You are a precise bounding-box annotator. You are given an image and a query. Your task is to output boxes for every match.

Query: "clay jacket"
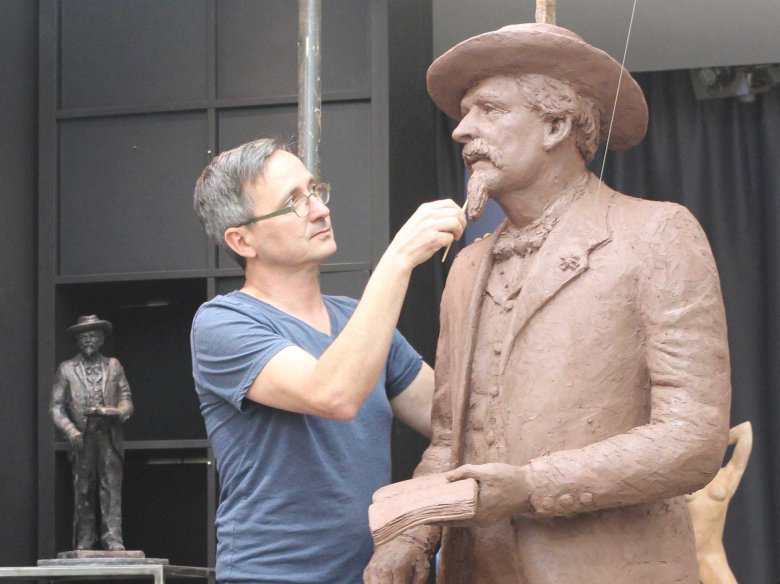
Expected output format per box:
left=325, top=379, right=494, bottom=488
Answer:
left=50, top=354, right=133, bottom=446
left=420, top=178, right=731, bottom=584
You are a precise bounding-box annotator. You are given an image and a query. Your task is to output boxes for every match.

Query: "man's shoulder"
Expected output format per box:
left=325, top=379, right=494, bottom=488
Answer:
left=323, top=294, right=358, bottom=309
left=193, top=291, right=262, bottom=327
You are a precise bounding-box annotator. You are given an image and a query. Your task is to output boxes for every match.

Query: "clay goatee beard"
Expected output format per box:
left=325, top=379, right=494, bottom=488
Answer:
left=462, top=139, right=502, bottom=221
left=466, top=174, right=490, bottom=222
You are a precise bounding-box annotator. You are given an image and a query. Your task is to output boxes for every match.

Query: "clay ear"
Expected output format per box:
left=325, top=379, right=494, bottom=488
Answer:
left=543, top=116, right=573, bottom=151
left=223, top=227, right=257, bottom=261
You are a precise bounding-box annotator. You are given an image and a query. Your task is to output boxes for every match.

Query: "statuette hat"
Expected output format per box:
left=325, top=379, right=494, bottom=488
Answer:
left=67, top=314, right=113, bottom=338
left=427, top=23, right=648, bottom=150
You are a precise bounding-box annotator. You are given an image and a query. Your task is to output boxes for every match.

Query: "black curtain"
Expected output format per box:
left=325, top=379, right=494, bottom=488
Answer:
left=601, top=70, right=780, bottom=584
left=425, top=70, right=780, bottom=583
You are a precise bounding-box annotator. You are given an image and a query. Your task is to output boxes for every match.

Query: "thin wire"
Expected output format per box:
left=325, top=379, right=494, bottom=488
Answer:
left=596, top=0, right=639, bottom=189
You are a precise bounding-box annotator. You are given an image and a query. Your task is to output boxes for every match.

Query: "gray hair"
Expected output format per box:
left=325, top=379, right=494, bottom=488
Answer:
left=193, top=138, right=287, bottom=264
left=512, top=74, right=601, bottom=163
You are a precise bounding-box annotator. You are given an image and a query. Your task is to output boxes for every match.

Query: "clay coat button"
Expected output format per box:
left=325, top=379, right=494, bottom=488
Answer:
left=579, top=492, right=594, bottom=505
left=559, top=256, right=581, bottom=271
left=541, top=496, right=555, bottom=510
left=486, top=430, right=496, bottom=445
left=558, top=494, right=574, bottom=508
left=493, top=341, right=502, bottom=355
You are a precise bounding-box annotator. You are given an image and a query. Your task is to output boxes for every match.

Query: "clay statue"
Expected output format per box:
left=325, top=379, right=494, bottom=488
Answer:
left=364, top=23, right=732, bottom=584
left=685, top=421, right=753, bottom=584
left=50, top=315, right=134, bottom=553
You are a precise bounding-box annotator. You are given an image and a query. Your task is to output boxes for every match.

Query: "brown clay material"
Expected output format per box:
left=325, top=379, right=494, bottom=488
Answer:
left=365, top=23, right=731, bottom=584
left=685, top=422, right=753, bottom=584
left=427, top=23, right=649, bottom=151
left=369, top=473, right=478, bottom=546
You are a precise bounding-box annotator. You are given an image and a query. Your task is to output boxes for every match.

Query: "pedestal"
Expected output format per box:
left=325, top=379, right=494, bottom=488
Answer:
left=0, top=563, right=213, bottom=584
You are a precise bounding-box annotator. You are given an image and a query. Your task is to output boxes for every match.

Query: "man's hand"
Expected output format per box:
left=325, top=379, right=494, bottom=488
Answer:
left=385, top=200, right=466, bottom=271
left=446, top=463, right=531, bottom=526
left=364, top=534, right=433, bottom=584
left=67, top=428, right=84, bottom=450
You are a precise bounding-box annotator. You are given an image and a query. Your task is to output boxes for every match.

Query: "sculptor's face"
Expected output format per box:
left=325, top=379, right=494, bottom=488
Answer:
left=240, top=150, right=336, bottom=267
left=452, top=76, right=549, bottom=220
left=76, top=330, right=104, bottom=358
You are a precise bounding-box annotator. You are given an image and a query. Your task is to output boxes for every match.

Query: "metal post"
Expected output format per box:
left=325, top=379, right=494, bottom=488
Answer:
left=298, top=0, right=322, bottom=177
left=535, top=0, right=556, bottom=24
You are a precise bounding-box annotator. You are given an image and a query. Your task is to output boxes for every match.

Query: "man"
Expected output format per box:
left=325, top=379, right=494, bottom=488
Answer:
left=365, top=23, right=731, bottom=583
left=190, top=138, right=465, bottom=583
left=50, top=314, right=134, bottom=552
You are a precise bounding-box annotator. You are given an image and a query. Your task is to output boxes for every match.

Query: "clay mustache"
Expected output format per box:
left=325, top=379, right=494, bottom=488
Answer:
left=462, top=139, right=503, bottom=171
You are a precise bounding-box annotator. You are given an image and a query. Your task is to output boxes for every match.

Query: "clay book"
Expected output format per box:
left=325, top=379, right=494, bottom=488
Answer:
left=368, top=472, right=479, bottom=546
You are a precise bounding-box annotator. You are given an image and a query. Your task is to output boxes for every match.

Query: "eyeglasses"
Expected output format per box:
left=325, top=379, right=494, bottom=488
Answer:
left=236, top=183, right=331, bottom=226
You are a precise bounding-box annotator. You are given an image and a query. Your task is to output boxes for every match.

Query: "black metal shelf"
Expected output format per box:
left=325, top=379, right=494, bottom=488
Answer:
left=55, top=90, right=371, bottom=121
left=54, top=440, right=210, bottom=452
left=54, top=262, right=372, bottom=285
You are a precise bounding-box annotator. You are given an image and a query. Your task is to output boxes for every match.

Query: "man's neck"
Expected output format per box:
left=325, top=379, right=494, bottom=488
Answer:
left=241, top=262, right=326, bottom=318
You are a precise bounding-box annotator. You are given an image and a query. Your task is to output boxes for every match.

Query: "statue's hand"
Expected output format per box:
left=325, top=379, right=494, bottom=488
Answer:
left=67, top=429, right=83, bottom=450
left=446, top=463, right=531, bottom=527
left=364, top=534, right=432, bottom=584
left=95, top=406, right=122, bottom=418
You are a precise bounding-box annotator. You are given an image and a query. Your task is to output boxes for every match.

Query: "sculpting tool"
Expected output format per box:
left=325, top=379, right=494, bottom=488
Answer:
left=442, top=199, right=469, bottom=262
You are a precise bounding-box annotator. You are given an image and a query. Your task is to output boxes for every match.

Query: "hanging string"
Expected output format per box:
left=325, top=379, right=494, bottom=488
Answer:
left=596, top=0, right=640, bottom=190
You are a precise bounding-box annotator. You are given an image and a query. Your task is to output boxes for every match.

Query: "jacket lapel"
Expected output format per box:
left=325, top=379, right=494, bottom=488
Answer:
left=74, top=358, right=88, bottom=387
left=99, top=357, right=109, bottom=403
left=450, top=234, right=496, bottom=467
left=499, top=183, right=614, bottom=373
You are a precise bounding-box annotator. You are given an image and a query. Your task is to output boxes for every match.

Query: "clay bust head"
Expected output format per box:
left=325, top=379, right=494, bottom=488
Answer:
left=427, top=23, right=649, bottom=220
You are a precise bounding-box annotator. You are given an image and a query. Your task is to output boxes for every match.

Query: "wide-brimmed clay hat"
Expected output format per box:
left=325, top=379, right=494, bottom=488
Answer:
left=67, top=314, right=113, bottom=338
left=427, top=23, right=648, bottom=150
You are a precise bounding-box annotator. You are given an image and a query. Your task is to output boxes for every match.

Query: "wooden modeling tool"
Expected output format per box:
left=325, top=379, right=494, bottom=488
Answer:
left=442, top=199, right=469, bottom=262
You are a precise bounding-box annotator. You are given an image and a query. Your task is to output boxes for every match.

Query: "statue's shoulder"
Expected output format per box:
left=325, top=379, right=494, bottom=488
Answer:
left=454, top=225, right=500, bottom=263
left=105, top=356, right=124, bottom=370
left=450, top=236, right=493, bottom=278
left=608, top=190, right=694, bottom=233
left=57, top=356, right=80, bottom=371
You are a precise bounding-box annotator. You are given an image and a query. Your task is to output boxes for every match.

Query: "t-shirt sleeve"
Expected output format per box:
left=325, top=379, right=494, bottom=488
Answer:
left=384, top=328, right=423, bottom=400
left=191, top=302, right=295, bottom=413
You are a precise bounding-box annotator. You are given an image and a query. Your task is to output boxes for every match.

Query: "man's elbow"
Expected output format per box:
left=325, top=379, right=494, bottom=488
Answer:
left=325, top=402, right=360, bottom=421
left=311, top=392, right=361, bottom=421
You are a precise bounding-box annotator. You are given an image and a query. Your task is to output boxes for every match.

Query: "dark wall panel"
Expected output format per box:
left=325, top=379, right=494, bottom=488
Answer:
left=217, top=102, right=373, bottom=268
left=216, top=270, right=368, bottom=299
left=60, top=0, right=209, bottom=110
left=218, top=104, right=297, bottom=151
left=0, top=0, right=38, bottom=568
left=320, top=270, right=369, bottom=298
left=217, top=0, right=370, bottom=100
left=59, top=113, right=211, bottom=275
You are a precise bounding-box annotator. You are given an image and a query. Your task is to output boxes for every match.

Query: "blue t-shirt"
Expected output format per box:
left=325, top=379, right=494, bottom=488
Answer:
left=190, top=291, right=423, bottom=583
